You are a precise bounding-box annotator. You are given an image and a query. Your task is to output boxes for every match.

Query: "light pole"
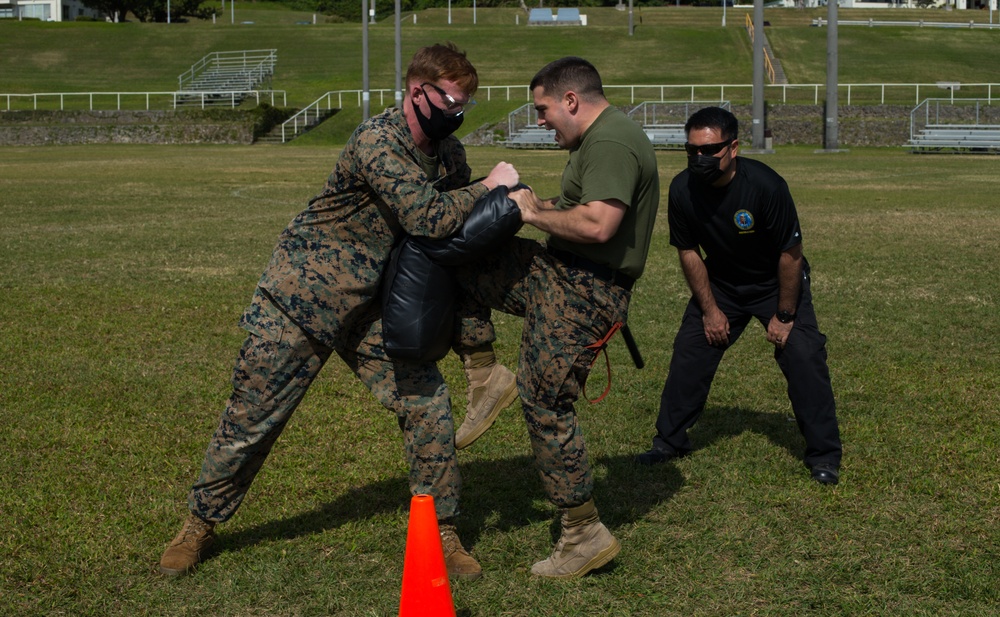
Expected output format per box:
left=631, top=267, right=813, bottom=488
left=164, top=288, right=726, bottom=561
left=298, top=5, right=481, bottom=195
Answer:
left=362, top=0, right=370, bottom=120
left=448, top=0, right=452, bottom=25
left=751, top=0, right=764, bottom=150
left=824, top=0, right=839, bottom=150
left=395, top=0, right=402, bottom=108
left=722, top=0, right=726, bottom=28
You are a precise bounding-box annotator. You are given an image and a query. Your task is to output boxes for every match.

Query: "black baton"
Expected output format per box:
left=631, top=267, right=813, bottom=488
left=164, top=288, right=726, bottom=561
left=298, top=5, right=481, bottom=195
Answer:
left=621, top=323, right=644, bottom=369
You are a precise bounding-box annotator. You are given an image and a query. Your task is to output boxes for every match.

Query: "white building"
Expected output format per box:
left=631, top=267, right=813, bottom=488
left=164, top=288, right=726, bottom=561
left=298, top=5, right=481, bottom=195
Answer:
left=0, top=0, right=105, bottom=21
left=767, top=0, right=991, bottom=8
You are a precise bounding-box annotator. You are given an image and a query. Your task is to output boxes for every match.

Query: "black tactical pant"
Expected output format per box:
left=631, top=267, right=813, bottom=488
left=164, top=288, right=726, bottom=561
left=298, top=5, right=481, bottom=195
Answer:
left=651, top=271, right=842, bottom=469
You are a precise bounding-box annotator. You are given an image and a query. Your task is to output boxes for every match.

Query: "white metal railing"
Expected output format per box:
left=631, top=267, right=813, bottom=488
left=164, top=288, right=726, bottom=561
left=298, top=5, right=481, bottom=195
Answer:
left=1, top=90, right=287, bottom=111
left=300, top=83, right=1000, bottom=110
left=506, top=103, right=536, bottom=136
left=627, top=100, right=732, bottom=127
left=6, top=84, right=999, bottom=115
left=8, top=84, right=1000, bottom=144
left=813, top=18, right=1000, bottom=30
left=279, top=91, right=351, bottom=143
left=171, top=90, right=286, bottom=109
left=274, top=84, right=1000, bottom=144
left=598, top=83, right=999, bottom=106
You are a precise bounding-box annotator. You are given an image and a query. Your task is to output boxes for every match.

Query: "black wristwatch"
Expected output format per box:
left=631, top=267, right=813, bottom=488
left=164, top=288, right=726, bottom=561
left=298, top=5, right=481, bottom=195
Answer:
left=776, top=310, right=796, bottom=324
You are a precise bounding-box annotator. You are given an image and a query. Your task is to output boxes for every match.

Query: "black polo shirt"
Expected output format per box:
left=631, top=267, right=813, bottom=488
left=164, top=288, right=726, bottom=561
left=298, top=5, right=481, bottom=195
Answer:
left=668, top=157, right=802, bottom=295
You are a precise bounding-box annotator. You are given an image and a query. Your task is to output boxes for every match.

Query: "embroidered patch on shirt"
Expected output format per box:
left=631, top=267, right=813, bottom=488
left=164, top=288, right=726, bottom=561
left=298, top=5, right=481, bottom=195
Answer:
left=734, top=209, right=755, bottom=232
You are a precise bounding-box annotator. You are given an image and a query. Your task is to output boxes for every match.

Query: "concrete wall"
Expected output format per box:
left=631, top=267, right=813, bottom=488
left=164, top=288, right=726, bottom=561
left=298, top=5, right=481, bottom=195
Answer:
left=465, top=104, right=924, bottom=148
left=734, top=104, right=914, bottom=147
left=2, top=104, right=997, bottom=147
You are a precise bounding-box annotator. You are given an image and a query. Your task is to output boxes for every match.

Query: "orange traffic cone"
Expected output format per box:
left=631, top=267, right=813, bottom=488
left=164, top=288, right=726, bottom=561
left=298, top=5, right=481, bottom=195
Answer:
left=398, top=494, right=455, bottom=617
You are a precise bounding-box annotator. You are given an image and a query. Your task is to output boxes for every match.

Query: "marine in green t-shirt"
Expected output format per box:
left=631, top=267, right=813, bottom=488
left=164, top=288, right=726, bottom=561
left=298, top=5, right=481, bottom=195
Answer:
left=548, top=105, right=660, bottom=279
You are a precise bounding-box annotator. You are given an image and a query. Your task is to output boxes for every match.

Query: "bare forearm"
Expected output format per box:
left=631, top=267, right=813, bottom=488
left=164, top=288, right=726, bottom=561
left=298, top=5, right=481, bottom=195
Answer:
left=679, top=250, right=718, bottom=315
left=776, top=246, right=804, bottom=313
left=525, top=206, right=604, bottom=243
left=680, top=248, right=730, bottom=346
left=514, top=193, right=625, bottom=244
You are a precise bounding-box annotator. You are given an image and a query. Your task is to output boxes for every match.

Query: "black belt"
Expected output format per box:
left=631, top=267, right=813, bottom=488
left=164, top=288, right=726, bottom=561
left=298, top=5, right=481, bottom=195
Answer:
left=547, top=247, right=635, bottom=291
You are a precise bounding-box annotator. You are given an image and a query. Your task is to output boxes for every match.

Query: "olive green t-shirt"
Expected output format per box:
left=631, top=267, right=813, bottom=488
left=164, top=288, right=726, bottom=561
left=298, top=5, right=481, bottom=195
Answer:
left=548, top=106, right=660, bottom=279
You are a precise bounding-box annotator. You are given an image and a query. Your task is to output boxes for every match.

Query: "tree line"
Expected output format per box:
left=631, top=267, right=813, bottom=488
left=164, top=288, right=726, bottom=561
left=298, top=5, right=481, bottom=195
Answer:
left=81, top=0, right=707, bottom=24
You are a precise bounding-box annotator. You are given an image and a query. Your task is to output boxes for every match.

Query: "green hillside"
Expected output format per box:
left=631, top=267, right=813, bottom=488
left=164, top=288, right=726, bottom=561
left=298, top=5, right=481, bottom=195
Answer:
left=2, top=6, right=995, bottom=104
left=2, top=6, right=996, bottom=142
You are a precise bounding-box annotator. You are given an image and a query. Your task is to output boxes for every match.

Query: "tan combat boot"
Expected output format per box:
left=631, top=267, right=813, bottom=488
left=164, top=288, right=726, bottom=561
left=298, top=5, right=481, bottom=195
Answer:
left=530, top=499, right=620, bottom=579
left=159, top=513, right=216, bottom=577
left=439, top=522, right=482, bottom=581
left=455, top=349, right=518, bottom=450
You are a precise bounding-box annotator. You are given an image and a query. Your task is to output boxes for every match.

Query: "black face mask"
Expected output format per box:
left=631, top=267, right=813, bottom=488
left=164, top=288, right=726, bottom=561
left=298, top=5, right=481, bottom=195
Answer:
left=687, top=154, right=726, bottom=185
left=415, top=94, right=464, bottom=141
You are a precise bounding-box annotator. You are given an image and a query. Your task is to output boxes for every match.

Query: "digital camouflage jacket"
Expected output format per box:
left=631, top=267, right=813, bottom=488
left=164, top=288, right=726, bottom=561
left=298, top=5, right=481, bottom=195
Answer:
left=256, top=106, right=489, bottom=349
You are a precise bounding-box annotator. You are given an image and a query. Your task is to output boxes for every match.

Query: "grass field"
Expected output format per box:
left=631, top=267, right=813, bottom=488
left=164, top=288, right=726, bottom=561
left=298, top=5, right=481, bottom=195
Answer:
left=1, top=142, right=998, bottom=616
left=2, top=5, right=999, bottom=615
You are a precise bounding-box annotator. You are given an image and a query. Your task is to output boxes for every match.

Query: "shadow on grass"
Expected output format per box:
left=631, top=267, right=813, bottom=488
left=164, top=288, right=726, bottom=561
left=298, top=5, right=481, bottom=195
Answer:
left=692, top=405, right=807, bottom=463
left=218, top=452, right=686, bottom=558
left=215, top=405, right=802, bottom=562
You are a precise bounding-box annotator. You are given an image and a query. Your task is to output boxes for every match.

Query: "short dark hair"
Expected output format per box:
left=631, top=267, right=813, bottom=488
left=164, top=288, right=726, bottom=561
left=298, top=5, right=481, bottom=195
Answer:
left=685, top=106, right=739, bottom=142
left=529, top=56, right=605, bottom=102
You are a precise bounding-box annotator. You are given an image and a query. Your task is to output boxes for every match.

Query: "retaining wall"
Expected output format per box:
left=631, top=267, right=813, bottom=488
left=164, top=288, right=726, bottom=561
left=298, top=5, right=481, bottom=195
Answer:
left=468, top=104, right=997, bottom=148
left=0, top=110, right=256, bottom=146
left=2, top=104, right=996, bottom=147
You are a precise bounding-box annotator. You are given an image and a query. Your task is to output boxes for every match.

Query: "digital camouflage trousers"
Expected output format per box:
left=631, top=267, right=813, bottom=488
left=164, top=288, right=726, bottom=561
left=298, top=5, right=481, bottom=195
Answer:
left=188, top=288, right=462, bottom=523
left=454, top=238, right=631, bottom=508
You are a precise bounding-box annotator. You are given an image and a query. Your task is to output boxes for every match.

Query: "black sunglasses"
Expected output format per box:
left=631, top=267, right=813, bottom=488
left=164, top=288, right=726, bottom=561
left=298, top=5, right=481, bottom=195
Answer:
left=684, top=139, right=735, bottom=157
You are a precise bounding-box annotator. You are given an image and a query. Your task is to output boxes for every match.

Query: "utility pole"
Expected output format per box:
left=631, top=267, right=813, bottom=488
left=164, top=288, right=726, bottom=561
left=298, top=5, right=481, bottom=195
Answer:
left=362, top=0, right=370, bottom=120
left=395, top=0, right=402, bottom=108
left=824, top=0, right=839, bottom=150
left=751, top=0, right=765, bottom=150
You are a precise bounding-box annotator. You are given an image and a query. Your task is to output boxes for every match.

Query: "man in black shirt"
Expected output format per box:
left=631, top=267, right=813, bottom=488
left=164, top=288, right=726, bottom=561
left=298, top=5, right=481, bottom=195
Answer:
left=637, top=107, right=842, bottom=485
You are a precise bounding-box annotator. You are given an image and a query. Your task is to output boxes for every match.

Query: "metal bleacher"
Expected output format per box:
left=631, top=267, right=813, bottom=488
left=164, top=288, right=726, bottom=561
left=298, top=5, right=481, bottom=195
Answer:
left=175, top=50, right=277, bottom=108
left=505, top=127, right=558, bottom=148
left=907, top=125, right=1000, bottom=153
left=627, top=101, right=730, bottom=150
left=907, top=98, right=1000, bottom=153
left=502, top=103, right=556, bottom=148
